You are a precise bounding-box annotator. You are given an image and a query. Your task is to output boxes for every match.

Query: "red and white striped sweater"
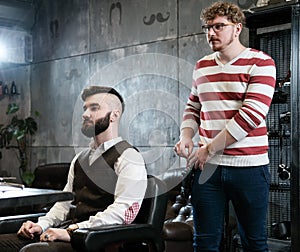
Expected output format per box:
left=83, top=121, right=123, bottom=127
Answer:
left=181, top=48, right=276, bottom=167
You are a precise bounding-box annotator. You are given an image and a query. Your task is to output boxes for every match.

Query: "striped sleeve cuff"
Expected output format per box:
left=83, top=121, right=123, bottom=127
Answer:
left=180, top=120, right=199, bottom=136
left=226, top=119, right=248, bottom=141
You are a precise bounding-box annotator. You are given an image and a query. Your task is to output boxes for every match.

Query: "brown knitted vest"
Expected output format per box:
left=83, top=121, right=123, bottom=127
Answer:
left=71, top=140, right=133, bottom=222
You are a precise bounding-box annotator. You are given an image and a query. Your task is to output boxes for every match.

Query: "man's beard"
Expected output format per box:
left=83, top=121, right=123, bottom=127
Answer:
left=81, top=112, right=111, bottom=137
left=210, top=31, right=234, bottom=52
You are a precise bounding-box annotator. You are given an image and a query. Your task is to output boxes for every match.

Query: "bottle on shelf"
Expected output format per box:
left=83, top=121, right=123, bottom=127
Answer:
left=3, top=83, right=9, bottom=95
left=10, top=81, right=17, bottom=95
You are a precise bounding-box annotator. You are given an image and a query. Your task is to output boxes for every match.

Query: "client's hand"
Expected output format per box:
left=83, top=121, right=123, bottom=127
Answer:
left=40, top=228, right=70, bottom=242
left=17, top=221, right=43, bottom=239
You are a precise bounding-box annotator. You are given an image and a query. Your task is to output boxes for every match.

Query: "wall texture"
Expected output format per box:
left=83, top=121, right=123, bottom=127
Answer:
left=1, top=0, right=248, bottom=183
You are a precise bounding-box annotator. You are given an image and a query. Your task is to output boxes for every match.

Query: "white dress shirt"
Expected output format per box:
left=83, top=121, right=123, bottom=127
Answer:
left=37, top=137, right=147, bottom=231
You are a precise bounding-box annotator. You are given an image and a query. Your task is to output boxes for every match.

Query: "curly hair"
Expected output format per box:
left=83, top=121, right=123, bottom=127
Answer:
left=200, top=1, right=246, bottom=24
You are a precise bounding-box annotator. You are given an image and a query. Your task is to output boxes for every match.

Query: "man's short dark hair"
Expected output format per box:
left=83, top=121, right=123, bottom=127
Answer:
left=81, top=86, right=125, bottom=112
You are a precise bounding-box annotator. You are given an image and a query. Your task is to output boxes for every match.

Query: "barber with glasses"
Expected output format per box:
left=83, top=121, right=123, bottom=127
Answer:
left=174, top=1, right=276, bottom=252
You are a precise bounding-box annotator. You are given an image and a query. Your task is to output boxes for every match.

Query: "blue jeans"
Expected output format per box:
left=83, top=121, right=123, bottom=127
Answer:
left=191, top=165, right=270, bottom=252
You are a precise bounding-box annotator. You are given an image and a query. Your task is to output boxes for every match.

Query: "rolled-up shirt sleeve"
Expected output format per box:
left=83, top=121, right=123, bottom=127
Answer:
left=37, top=154, right=78, bottom=232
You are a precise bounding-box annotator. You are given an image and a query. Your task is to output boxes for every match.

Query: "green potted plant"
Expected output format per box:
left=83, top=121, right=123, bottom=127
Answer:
left=0, top=103, right=39, bottom=186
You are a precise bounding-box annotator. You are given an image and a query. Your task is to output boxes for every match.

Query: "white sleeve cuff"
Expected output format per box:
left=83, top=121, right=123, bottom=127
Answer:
left=226, top=119, right=248, bottom=141
left=180, top=120, right=198, bottom=136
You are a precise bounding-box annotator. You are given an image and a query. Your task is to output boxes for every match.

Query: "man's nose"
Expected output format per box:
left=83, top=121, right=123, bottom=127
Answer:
left=208, top=27, right=216, bottom=35
left=82, top=110, right=91, bottom=119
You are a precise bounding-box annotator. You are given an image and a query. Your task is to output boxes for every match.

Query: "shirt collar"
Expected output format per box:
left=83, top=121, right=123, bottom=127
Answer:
left=88, top=137, right=123, bottom=166
left=89, top=137, right=123, bottom=152
left=103, top=137, right=123, bottom=151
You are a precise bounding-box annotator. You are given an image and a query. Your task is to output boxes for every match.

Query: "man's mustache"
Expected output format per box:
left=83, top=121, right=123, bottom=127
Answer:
left=83, top=119, right=93, bottom=124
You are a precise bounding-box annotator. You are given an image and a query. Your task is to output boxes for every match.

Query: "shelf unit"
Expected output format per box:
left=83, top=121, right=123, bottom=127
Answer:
left=246, top=2, right=300, bottom=250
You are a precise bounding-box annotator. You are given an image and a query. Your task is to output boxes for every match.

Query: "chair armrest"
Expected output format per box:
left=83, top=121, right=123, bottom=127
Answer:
left=163, top=222, right=194, bottom=241
left=0, top=212, right=46, bottom=234
left=71, top=223, right=164, bottom=252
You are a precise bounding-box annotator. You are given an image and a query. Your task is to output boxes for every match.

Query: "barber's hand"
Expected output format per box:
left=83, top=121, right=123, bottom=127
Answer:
left=40, top=228, right=70, bottom=242
left=17, top=221, right=43, bottom=239
left=174, top=137, right=194, bottom=159
left=188, top=145, right=210, bottom=170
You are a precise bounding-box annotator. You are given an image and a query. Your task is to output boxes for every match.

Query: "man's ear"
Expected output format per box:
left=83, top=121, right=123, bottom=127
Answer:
left=235, top=23, right=243, bottom=36
left=110, top=110, right=121, bottom=122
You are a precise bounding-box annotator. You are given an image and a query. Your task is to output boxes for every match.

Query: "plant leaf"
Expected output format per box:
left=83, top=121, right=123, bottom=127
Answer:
left=21, top=171, right=35, bottom=187
left=34, top=111, right=40, bottom=117
left=6, top=103, right=19, bottom=114
left=25, top=117, right=38, bottom=134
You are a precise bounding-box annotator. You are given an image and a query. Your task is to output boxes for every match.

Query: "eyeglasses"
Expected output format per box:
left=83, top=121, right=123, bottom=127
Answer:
left=202, top=22, right=236, bottom=34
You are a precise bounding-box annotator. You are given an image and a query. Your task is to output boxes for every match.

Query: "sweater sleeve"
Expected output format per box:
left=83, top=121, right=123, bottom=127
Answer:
left=226, top=54, right=276, bottom=140
left=181, top=75, right=202, bottom=134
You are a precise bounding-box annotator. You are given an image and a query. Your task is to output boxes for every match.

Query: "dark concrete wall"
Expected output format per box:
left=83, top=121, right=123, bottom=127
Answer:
left=1, top=0, right=248, bottom=182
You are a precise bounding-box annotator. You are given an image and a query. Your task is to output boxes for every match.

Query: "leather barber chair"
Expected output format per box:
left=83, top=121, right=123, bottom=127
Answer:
left=71, top=175, right=168, bottom=252
left=162, top=168, right=238, bottom=252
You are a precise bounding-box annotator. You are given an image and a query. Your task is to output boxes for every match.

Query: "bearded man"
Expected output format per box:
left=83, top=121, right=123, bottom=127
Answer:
left=0, top=86, right=147, bottom=252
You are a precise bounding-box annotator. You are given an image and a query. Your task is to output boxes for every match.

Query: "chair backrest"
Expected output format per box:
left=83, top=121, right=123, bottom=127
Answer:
left=133, top=175, right=168, bottom=231
left=32, top=163, right=70, bottom=190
